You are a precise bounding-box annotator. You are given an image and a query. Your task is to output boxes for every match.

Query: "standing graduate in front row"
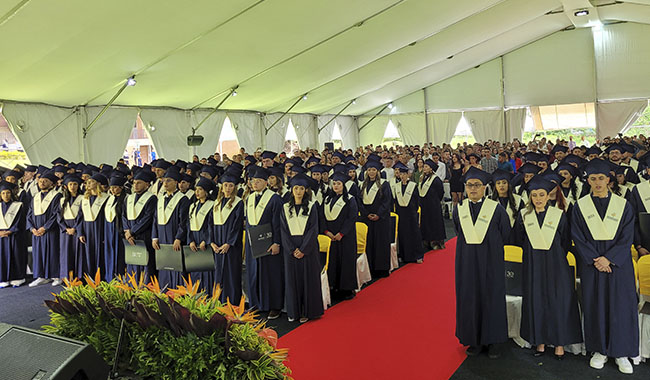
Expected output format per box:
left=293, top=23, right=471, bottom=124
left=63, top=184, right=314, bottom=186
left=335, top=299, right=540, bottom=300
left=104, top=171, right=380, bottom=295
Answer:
left=104, top=175, right=127, bottom=282
left=211, top=172, right=244, bottom=304
left=392, top=162, right=425, bottom=264
left=0, top=181, right=27, bottom=288
left=321, top=171, right=358, bottom=300
left=419, top=159, right=446, bottom=250
left=571, top=158, right=638, bottom=374
left=281, top=173, right=323, bottom=323
left=77, top=174, right=110, bottom=280
left=515, top=176, right=582, bottom=360
left=490, top=169, right=522, bottom=245
left=28, top=171, right=62, bottom=287
left=152, top=169, right=190, bottom=290
left=453, top=167, right=510, bottom=359
left=57, top=175, right=84, bottom=280
left=186, top=177, right=215, bottom=294
left=123, top=170, right=157, bottom=282
left=244, top=166, right=284, bottom=319
left=358, top=158, right=392, bottom=278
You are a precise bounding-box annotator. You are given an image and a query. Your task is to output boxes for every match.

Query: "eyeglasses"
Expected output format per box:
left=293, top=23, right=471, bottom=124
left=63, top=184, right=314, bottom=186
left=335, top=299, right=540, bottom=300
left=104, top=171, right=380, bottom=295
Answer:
left=465, top=184, right=484, bottom=189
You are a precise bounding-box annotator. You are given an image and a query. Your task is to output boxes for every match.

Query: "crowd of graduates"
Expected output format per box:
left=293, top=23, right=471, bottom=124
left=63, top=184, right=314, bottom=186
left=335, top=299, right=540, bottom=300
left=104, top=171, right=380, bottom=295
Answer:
left=0, top=133, right=649, bottom=373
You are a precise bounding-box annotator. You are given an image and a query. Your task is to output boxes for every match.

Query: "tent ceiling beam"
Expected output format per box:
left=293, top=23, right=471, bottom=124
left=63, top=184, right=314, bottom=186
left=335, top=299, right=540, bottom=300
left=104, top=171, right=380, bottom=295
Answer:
left=318, top=99, right=356, bottom=133
left=358, top=104, right=389, bottom=132
left=193, top=86, right=239, bottom=134
left=264, top=93, right=307, bottom=135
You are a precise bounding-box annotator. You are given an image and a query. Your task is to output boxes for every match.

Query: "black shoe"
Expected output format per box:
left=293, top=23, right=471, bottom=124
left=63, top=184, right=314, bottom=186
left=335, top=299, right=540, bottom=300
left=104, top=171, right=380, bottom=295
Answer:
left=532, top=350, right=545, bottom=357
left=465, top=346, right=482, bottom=356
left=488, top=344, right=501, bottom=359
left=554, top=354, right=564, bottom=361
left=343, top=291, right=356, bottom=300
left=267, top=310, right=281, bottom=320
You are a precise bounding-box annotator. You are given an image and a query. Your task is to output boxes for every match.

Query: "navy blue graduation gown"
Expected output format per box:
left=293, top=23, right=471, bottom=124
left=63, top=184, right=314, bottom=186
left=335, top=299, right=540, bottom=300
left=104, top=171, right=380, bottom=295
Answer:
left=320, top=194, right=358, bottom=291
left=76, top=195, right=107, bottom=279
left=57, top=196, right=84, bottom=279
left=359, top=181, right=393, bottom=272
left=629, top=185, right=649, bottom=249
left=419, top=175, right=446, bottom=242
left=27, top=191, right=62, bottom=279
left=515, top=208, right=582, bottom=346
left=122, top=193, right=157, bottom=282
left=152, top=192, right=190, bottom=290
left=186, top=200, right=215, bottom=294
left=211, top=198, right=244, bottom=304
left=497, top=196, right=520, bottom=246
left=571, top=194, right=639, bottom=357
left=244, top=192, right=284, bottom=311
left=0, top=201, right=27, bottom=282
left=453, top=200, right=510, bottom=347
left=104, top=194, right=126, bottom=282
left=394, top=183, right=425, bottom=262
left=281, top=203, right=324, bottom=319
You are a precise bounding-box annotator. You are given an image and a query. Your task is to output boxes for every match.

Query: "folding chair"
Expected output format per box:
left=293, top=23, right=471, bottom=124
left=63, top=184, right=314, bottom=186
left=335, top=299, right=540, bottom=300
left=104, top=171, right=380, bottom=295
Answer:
left=318, top=234, right=332, bottom=310
left=356, top=222, right=371, bottom=291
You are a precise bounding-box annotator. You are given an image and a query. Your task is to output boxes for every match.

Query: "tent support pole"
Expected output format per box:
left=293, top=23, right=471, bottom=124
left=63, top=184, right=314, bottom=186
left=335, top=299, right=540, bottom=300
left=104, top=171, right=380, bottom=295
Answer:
left=193, top=86, right=238, bottom=133
left=358, top=104, right=389, bottom=132
left=318, top=99, right=355, bottom=133
left=423, top=88, right=430, bottom=143
left=265, top=93, right=307, bottom=134
left=500, top=56, right=508, bottom=141
left=83, top=79, right=131, bottom=137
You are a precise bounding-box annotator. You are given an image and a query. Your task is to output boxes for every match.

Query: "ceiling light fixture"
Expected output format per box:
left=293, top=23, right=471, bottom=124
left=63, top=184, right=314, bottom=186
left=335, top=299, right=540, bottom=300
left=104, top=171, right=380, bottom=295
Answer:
left=126, top=76, right=137, bottom=86
left=574, top=9, right=589, bottom=17
left=387, top=102, right=394, bottom=109
left=303, top=94, right=308, bottom=100
left=232, top=90, right=237, bottom=97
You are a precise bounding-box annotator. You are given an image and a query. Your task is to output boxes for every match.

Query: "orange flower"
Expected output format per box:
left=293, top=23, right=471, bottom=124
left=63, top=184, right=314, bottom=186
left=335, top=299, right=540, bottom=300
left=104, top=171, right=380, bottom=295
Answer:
left=268, top=348, right=289, bottom=363
left=127, top=272, right=146, bottom=290
left=83, top=268, right=102, bottom=289
left=257, top=328, right=278, bottom=349
left=63, top=271, right=82, bottom=289
left=167, top=274, right=201, bottom=298
left=210, top=282, right=222, bottom=303
left=145, top=276, right=162, bottom=294
left=216, top=296, right=258, bottom=323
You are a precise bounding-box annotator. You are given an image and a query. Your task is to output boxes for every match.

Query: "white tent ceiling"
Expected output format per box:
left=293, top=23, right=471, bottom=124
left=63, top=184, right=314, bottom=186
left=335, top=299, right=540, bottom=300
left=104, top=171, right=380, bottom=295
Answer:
left=2, top=0, right=649, bottom=118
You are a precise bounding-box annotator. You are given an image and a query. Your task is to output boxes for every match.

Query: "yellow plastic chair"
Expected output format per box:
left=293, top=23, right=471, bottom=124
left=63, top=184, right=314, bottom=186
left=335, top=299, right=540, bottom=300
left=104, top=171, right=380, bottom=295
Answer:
left=318, top=234, right=332, bottom=273
left=504, top=245, right=523, bottom=263
left=390, top=212, right=399, bottom=243
left=356, top=222, right=368, bottom=255
left=632, top=244, right=639, bottom=262
left=566, top=252, right=577, bottom=288
left=639, top=255, right=650, bottom=296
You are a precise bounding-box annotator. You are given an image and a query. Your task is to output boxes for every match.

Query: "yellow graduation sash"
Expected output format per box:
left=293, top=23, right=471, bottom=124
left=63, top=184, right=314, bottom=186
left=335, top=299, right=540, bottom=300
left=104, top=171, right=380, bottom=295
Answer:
left=395, top=182, right=416, bottom=208
left=284, top=201, right=313, bottom=236
left=60, top=195, right=82, bottom=220
left=0, top=202, right=21, bottom=229
left=81, top=193, right=110, bottom=222
left=213, top=197, right=241, bottom=226
left=577, top=193, right=626, bottom=241
left=362, top=180, right=383, bottom=205
left=324, top=195, right=350, bottom=221
left=458, top=199, right=498, bottom=245
left=189, top=200, right=214, bottom=231
left=105, top=195, right=119, bottom=223
left=418, top=174, right=437, bottom=197
left=126, top=192, right=154, bottom=220
left=157, top=192, right=184, bottom=225
left=33, top=190, right=57, bottom=216
left=246, top=189, right=273, bottom=226
left=522, top=206, right=563, bottom=250
left=636, top=181, right=650, bottom=212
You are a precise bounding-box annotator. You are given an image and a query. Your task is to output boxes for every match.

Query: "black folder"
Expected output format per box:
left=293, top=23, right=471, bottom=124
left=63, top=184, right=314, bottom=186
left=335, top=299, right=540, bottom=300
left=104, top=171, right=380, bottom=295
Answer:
left=505, top=261, right=523, bottom=297
left=183, top=247, right=216, bottom=272
left=247, top=223, right=273, bottom=259
left=639, top=213, right=650, bottom=250
left=124, top=239, right=149, bottom=266
left=155, top=244, right=184, bottom=271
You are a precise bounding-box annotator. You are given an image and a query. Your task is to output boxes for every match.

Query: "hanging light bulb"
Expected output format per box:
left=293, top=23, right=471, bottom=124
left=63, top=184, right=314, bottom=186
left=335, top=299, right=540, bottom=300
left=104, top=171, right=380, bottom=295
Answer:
left=302, top=94, right=308, bottom=100
left=232, top=90, right=237, bottom=97
left=126, top=76, right=137, bottom=86
left=387, top=102, right=394, bottom=109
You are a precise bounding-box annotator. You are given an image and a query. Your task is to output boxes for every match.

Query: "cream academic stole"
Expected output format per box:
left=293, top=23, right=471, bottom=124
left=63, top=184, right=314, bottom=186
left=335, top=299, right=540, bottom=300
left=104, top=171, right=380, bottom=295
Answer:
left=0, top=202, right=22, bottom=229
left=504, top=194, right=522, bottom=227
left=418, top=174, right=437, bottom=197
left=458, top=199, right=498, bottom=244
left=324, top=195, right=350, bottom=221
left=60, top=195, right=83, bottom=220
left=246, top=189, right=273, bottom=226
left=82, top=193, right=109, bottom=222
left=105, top=195, right=118, bottom=223
left=522, top=206, right=563, bottom=250
left=283, top=201, right=314, bottom=236
left=157, top=192, right=184, bottom=225
left=362, top=180, right=383, bottom=205
left=189, top=200, right=214, bottom=231
left=184, top=189, right=194, bottom=199
left=395, top=182, right=416, bottom=208
left=33, top=191, right=58, bottom=216
left=565, top=181, right=582, bottom=205
left=126, top=192, right=154, bottom=220
left=213, top=197, right=241, bottom=226
left=577, top=193, right=626, bottom=241
left=636, top=181, right=650, bottom=212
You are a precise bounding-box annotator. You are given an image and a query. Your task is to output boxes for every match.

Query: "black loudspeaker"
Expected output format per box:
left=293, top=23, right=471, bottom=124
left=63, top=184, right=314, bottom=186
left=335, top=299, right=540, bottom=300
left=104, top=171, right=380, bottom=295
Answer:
left=324, top=142, right=334, bottom=151
left=0, top=323, right=109, bottom=380
left=187, top=134, right=204, bottom=146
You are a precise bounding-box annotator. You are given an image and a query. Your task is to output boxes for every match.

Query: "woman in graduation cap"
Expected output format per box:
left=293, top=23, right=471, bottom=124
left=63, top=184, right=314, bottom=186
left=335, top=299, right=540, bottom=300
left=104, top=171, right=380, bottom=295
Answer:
left=321, top=171, right=358, bottom=299
left=514, top=163, right=541, bottom=204
left=359, top=159, right=393, bottom=278
left=515, top=176, right=582, bottom=360
left=310, top=165, right=329, bottom=205
left=185, top=177, right=216, bottom=294
left=419, top=159, right=446, bottom=250
left=454, top=167, right=510, bottom=359
left=281, top=173, right=323, bottom=323
left=557, top=162, right=583, bottom=205
left=571, top=158, right=638, bottom=374
left=393, top=162, right=425, bottom=264
left=77, top=173, right=110, bottom=279
left=57, top=175, right=84, bottom=280
left=103, top=174, right=127, bottom=281
left=267, top=166, right=289, bottom=201
left=489, top=169, right=522, bottom=245
left=211, top=173, right=245, bottom=304
left=0, top=181, right=27, bottom=288
left=179, top=173, right=195, bottom=201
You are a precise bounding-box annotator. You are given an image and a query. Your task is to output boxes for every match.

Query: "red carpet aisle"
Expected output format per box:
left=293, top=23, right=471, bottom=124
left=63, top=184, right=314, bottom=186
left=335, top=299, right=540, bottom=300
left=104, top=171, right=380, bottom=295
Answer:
left=279, top=237, right=465, bottom=380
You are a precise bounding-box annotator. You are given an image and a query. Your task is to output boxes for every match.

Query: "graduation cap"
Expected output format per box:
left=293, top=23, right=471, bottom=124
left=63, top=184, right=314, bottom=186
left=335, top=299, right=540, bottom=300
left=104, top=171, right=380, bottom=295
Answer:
left=310, top=164, right=328, bottom=173
left=290, top=165, right=306, bottom=174
left=53, top=165, right=67, bottom=173
left=244, top=155, right=257, bottom=164
left=462, top=166, right=491, bottom=184
left=91, top=173, right=109, bottom=187
left=523, top=151, right=540, bottom=163
left=367, top=153, right=381, bottom=162
left=229, top=162, right=244, bottom=172
left=511, top=172, right=524, bottom=188
left=306, top=157, right=320, bottom=166
left=550, top=145, right=569, bottom=155
left=583, top=158, right=615, bottom=176
left=2, top=170, right=22, bottom=180
left=261, top=150, right=277, bottom=160
left=0, top=180, right=17, bottom=192
left=518, top=162, right=541, bottom=175
left=556, top=162, right=578, bottom=178
left=175, top=160, right=187, bottom=169
left=347, top=163, right=358, bottom=171
left=37, top=165, right=49, bottom=175
left=109, top=175, right=127, bottom=187
left=393, top=162, right=409, bottom=172
left=330, top=172, right=350, bottom=183
left=620, top=143, right=636, bottom=154
left=163, top=169, right=182, bottom=182
left=533, top=152, right=549, bottom=163
left=526, top=176, right=556, bottom=193
left=115, top=162, right=130, bottom=175
left=51, top=157, right=69, bottom=166
left=187, top=163, right=202, bottom=173
left=249, top=166, right=269, bottom=180
left=154, top=160, right=172, bottom=170
left=491, top=169, right=513, bottom=183
left=180, top=173, right=194, bottom=184
left=541, top=171, right=562, bottom=185
left=467, top=153, right=481, bottom=162
left=219, top=172, right=241, bottom=185
left=320, top=164, right=332, bottom=174
left=585, top=146, right=602, bottom=156
left=288, top=173, right=313, bottom=188
left=24, top=165, right=37, bottom=172
left=332, top=151, right=345, bottom=161
left=343, top=155, right=355, bottom=163
left=200, top=166, right=219, bottom=179
left=63, top=174, right=83, bottom=185
left=423, top=159, right=438, bottom=171
left=207, top=157, right=219, bottom=166
left=331, top=163, right=348, bottom=174
left=364, top=160, right=383, bottom=170
left=134, top=170, right=156, bottom=183
left=41, top=171, right=58, bottom=183
left=268, top=166, right=284, bottom=179
left=292, top=156, right=305, bottom=167
left=196, top=177, right=217, bottom=193
left=604, top=144, right=624, bottom=154
left=563, top=154, right=587, bottom=167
